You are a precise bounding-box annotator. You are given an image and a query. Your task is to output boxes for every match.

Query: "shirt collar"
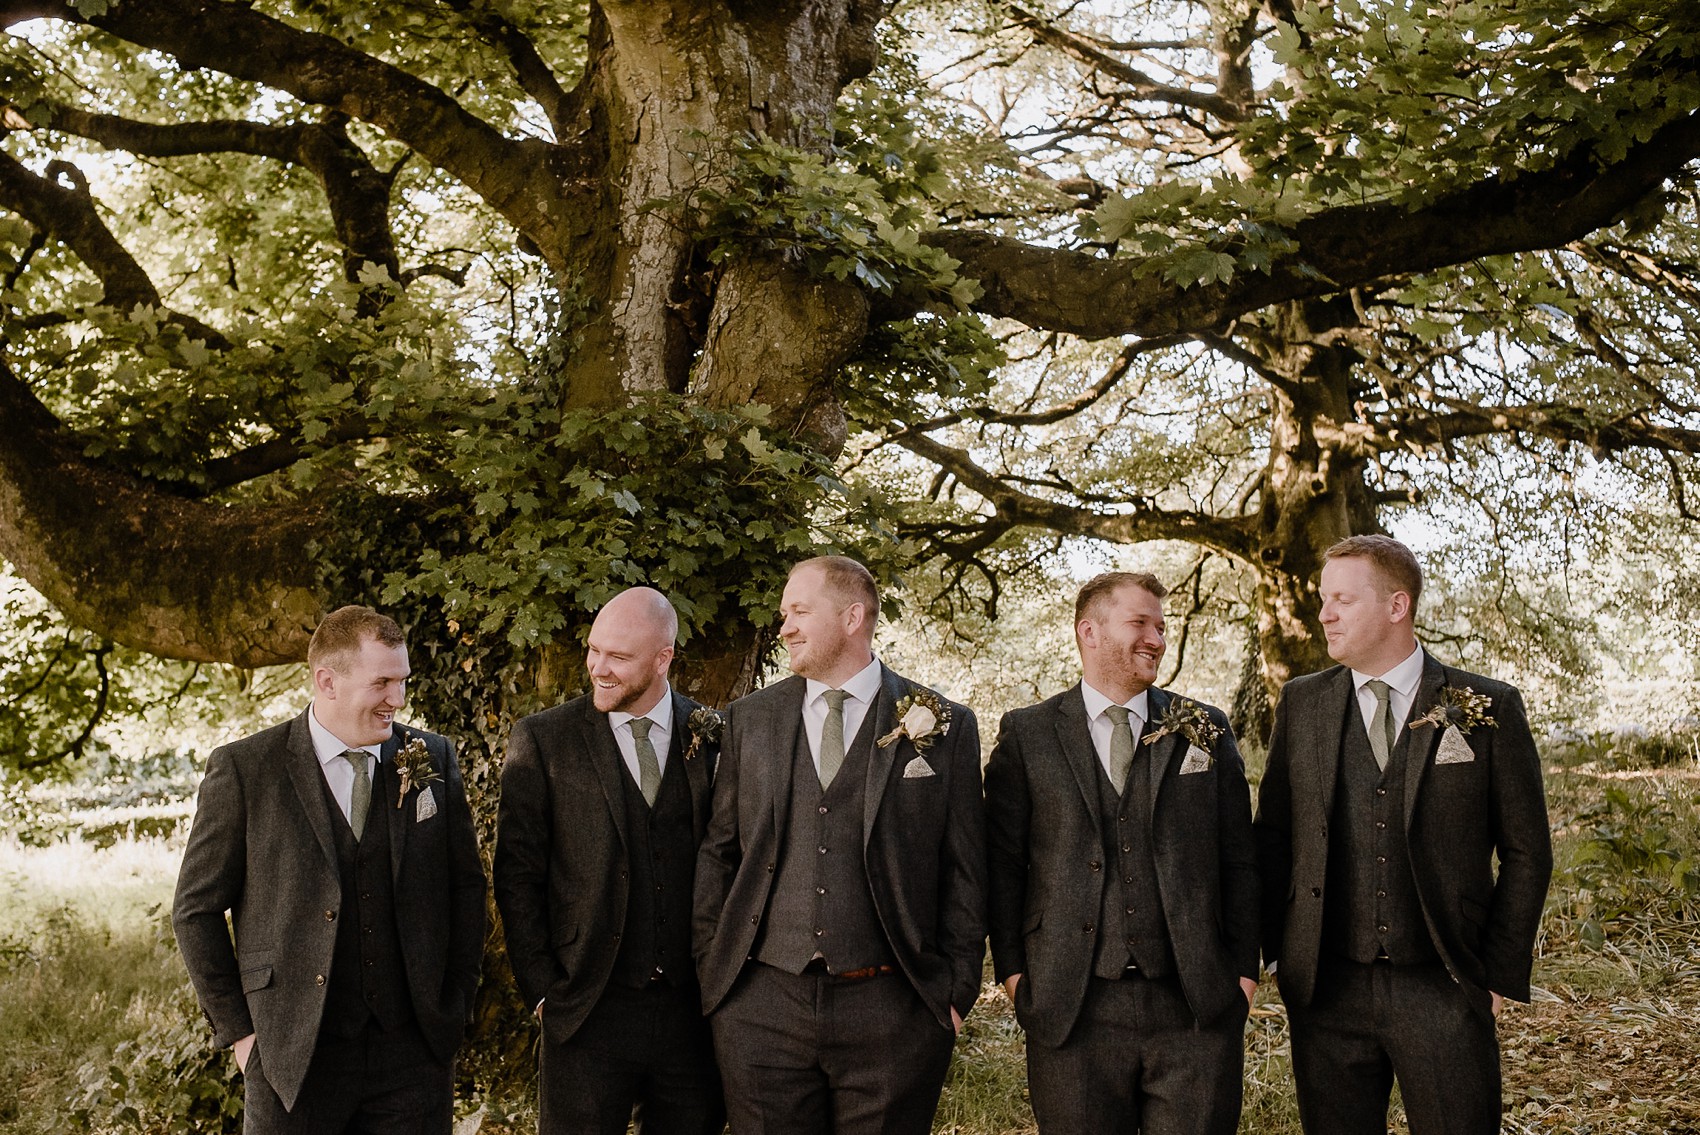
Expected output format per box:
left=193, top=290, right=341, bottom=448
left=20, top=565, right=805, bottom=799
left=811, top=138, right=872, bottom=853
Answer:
left=1352, top=645, right=1425, bottom=698
left=308, top=703, right=384, bottom=767
left=609, top=682, right=675, bottom=733
left=1080, top=680, right=1151, bottom=724
left=805, top=654, right=883, bottom=708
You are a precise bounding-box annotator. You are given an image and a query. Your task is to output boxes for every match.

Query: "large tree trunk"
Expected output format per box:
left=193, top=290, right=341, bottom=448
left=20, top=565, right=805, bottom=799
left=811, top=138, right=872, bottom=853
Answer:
left=1246, top=299, right=1383, bottom=714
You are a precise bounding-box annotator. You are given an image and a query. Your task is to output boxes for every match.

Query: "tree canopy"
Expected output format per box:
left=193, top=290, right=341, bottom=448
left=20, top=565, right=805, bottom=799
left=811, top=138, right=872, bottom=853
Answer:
left=1, top=0, right=1698, bottom=757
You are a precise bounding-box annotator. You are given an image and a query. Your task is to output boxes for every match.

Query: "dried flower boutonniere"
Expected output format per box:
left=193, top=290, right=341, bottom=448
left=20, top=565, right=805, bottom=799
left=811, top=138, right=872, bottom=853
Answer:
left=395, top=736, right=443, bottom=808
left=1411, top=686, right=1495, bottom=735
left=878, top=689, right=952, bottom=752
left=683, top=706, right=724, bottom=762
left=1142, top=697, right=1223, bottom=758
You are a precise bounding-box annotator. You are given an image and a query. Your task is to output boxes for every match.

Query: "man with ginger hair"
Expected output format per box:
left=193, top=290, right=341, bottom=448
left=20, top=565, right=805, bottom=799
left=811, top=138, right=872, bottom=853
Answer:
left=174, top=605, right=485, bottom=1134
left=694, top=555, right=986, bottom=1135
left=1254, top=535, right=1552, bottom=1135
left=495, top=586, right=725, bottom=1135
left=985, top=570, right=1258, bottom=1135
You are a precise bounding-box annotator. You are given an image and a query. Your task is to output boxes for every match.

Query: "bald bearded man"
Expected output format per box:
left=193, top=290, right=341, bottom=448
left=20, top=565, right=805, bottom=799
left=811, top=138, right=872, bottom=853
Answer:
left=495, top=587, right=725, bottom=1135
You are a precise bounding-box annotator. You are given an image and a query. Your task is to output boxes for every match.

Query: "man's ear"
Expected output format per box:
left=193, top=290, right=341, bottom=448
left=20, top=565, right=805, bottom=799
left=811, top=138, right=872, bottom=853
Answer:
left=1388, top=590, right=1413, bottom=625
left=312, top=665, right=339, bottom=700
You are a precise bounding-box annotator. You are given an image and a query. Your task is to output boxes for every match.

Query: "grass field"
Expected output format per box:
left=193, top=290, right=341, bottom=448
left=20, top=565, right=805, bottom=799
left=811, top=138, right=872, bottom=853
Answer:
left=3, top=736, right=1697, bottom=1134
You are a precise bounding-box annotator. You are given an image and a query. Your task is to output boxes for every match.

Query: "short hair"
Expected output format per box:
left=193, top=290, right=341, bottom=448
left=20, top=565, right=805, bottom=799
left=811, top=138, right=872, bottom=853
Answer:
left=1324, top=535, right=1423, bottom=607
left=307, top=605, right=405, bottom=672
left=1074, top=571, right=1168, bottom=626
left=791, top=555, right=879, bottom=623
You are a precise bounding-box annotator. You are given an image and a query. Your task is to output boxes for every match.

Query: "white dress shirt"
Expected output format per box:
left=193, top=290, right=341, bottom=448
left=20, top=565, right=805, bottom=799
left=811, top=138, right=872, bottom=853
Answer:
left=1080, top=681, right=1152, bottom=780
left=307, top=704, right=381, bottom=827
left=802, top=656, right=882, bottom=777
left=609, top=683, right=675, bottom=786
left=1351, top=646, right=1425, bottom=745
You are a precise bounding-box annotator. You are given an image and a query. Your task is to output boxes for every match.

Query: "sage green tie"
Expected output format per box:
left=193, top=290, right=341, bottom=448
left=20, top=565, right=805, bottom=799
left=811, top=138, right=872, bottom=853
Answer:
left=1366, top=680, right=1395, bottom=771
left=819, top=690, right=848, bottom=790
left=630, top=717, right=661, bottom=806
left=1104, top=705, right=1136, bottom=795
left=340, top=749, right=371, bottom=840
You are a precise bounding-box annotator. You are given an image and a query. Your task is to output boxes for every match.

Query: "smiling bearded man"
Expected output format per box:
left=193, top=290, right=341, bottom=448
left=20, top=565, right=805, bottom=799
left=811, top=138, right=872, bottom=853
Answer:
left=174, top=605, right=485, bottom=1135
left=494, top=586, right=726, bottom=1135
left=984, top=571, right=1260, bottom=1135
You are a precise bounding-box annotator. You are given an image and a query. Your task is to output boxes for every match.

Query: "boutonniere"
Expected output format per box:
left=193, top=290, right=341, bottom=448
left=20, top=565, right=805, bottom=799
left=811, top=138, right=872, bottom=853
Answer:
left=1141, top=697, right=1223, bottom=760
left=878, top=689, right=951, bottom=752
left=1411, top=686, right=1495, bottom=735
left=683, top=706, right=724, bottom=761
left=394, top=736, right=443, bottom=808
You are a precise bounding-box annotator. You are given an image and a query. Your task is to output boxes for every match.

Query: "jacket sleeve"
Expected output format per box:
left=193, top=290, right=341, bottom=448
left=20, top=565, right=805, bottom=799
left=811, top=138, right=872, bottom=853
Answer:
left=1210, top=707, right=1261, bottom=981
left=171, top=745, right=253, bottom=1047
left=1252, top=688, right=1296, bottom=970
left=983, top=712, right=1030, bottom=983
left=439, top=735, right=487, bottom=1017
left=1481, top=686, right=1553, bottom=1002
left=937, top=705, right=988, bottom=1019
left=692, top=702, right=745, bottom=964
left=492, top=718, right=558, bottom=1008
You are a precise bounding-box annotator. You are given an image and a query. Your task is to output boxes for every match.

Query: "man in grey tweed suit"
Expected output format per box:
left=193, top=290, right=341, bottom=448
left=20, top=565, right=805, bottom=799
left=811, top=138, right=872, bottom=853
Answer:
left=694, top=555, right=986, bottom=1135
left=1255, top=535, right=1552, bottom=1135
left=985, top=571, right=1259, bottom=1135
left=174, top=606, right=485, bottom=1134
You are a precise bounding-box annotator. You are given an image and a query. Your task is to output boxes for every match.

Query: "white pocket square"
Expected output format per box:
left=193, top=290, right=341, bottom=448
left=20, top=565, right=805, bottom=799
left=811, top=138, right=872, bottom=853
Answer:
left=902, top=756, right=936, bottom=779
left=1178, top=745, right=1213, bottom=775
left=415, top=788, right=439, bottom=822
left=1434, top=727, right=1476, bottom=765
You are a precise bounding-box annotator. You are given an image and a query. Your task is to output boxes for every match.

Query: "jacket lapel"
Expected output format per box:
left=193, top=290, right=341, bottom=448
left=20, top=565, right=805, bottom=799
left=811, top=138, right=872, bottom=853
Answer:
left=1054, top=684, right=1101, bottom=817
left=1144, top=687, right=1180, bottom=820
left=283, top=710, right=338, bottom=876
left=381, top=730, right=407, bottom=884
left=770, top=676, right=805, bottom=841
left=675, top=691, right=714, bottom=843
left=587, top=708, right=631, bottom=854
left=1313, top=668, right=1355, bottom=820
left=862, top=665, right=905, bottom=845
left=1402, top=651, right=1446, bottom=830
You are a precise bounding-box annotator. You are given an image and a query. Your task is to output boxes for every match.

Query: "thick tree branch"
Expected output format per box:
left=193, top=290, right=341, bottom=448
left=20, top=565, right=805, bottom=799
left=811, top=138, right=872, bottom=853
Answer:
left=931, top=111, right=1700, bottom=339
left=894, top=429, right=1256, bottom=560
left=1381, top=401, right=1700, bottom=458
left=20, top=100, right=413, bottom=306
left=0, top=143, right=228, bottom=345
left=0, top=358, right=324, bottom=666
left=442, top=0, right=574, bottom=139
left=1, top=0, right=579, bottom=259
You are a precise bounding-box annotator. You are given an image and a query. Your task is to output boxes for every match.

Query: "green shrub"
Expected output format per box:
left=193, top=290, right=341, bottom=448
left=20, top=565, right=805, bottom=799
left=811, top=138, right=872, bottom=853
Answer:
left=73, top=992, right=242, bottom=1134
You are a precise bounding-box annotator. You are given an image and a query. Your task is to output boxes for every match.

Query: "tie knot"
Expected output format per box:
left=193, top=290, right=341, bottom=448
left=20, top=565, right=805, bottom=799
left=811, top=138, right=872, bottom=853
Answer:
left=1366, top=679, right=1392, bottom=705
left=822, top=689, right=849, bottom=712
left=1104, top=704, right=1131, bottom=727
left=630, top=717, right=653, bottom=740
left=340, top=749, right=368, bottom=770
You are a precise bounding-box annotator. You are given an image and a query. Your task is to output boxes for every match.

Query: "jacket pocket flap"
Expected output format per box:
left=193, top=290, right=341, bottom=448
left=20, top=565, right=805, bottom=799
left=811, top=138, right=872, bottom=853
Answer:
left=240, top=964, right=274, bottom=993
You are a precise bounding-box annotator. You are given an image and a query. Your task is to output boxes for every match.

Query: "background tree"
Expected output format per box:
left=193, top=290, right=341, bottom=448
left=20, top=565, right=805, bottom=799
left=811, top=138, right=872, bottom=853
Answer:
left=0, top=0, right=1696, bottom=737
left=870, top=0, right=1700, bottom=729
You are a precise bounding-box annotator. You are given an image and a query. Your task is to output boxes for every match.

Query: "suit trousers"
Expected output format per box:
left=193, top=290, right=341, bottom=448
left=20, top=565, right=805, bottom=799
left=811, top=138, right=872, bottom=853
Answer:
left=1288, top=958, right=1500, bottom=1135
left=241, top=1021, right=451, bottom=1135
left=540, top=981, right=725, bottom=1135
left=710, top=963, right=955, bottom=1135
left=1026, top=972, right=1246, bottom=1135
